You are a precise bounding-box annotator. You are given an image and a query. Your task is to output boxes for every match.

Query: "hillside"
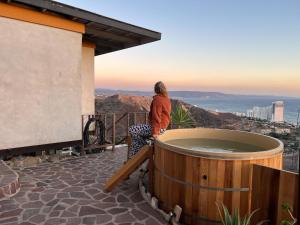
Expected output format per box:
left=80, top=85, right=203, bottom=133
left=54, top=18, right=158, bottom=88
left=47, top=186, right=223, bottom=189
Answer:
left=95, top=95, right=243, bottom=129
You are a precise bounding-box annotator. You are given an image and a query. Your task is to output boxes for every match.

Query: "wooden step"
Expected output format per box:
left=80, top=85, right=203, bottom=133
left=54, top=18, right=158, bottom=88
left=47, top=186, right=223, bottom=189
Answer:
left=105, top=145, right=153, bottom=192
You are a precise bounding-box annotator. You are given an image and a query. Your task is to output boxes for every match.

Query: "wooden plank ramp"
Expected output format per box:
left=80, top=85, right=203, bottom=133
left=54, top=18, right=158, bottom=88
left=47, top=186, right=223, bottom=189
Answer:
left=105, top=145, right=153, bottom=192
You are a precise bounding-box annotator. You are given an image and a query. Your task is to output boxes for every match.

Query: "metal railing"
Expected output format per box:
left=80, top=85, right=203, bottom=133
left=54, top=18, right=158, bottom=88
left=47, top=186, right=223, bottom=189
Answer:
left=81, top=112, right=149, bottom=154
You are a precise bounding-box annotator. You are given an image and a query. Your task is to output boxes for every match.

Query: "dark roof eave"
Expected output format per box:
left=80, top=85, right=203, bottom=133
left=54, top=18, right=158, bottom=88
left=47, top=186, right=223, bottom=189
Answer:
left=11, top=0, right=161, bottom=40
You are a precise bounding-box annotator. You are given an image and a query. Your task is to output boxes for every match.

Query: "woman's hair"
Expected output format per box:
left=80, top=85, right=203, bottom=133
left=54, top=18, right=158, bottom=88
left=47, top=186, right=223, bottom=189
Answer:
left=154, top=81, right=168, bottom=97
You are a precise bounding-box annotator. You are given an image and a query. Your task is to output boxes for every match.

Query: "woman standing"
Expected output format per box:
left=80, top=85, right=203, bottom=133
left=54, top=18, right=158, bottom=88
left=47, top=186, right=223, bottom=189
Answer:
left=128, top=81, right=171, bottom=158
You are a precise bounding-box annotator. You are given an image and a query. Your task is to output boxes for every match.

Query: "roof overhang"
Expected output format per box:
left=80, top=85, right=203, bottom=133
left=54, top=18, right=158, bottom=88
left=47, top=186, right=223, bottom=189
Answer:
left=7, top=0, right=161, bottom=55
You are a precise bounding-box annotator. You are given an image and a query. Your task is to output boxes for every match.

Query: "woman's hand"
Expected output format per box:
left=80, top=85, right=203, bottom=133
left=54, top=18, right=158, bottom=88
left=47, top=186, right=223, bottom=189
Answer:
left=152, top=134, right=159, bottom=139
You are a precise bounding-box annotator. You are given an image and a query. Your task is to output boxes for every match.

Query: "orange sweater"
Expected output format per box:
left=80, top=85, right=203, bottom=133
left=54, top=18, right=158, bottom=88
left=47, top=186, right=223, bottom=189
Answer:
left=148, top=94, right=172, bottom=135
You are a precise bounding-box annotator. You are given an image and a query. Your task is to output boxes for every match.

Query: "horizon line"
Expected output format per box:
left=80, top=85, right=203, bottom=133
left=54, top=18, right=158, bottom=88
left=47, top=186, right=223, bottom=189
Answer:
left=95, top=87, right=300, bottom=99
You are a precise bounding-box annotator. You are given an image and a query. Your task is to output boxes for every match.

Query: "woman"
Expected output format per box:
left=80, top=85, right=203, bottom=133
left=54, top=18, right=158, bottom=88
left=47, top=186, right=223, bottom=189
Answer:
left=128, top=81, right=171, bottom=158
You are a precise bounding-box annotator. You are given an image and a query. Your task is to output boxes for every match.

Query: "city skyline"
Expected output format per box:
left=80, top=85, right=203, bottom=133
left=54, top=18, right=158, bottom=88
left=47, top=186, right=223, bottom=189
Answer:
left=60, top=0, right=300, bottom=97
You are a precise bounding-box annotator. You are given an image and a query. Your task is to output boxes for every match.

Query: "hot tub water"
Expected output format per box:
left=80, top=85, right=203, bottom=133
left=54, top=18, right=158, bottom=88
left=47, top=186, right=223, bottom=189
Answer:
left=165, top=138, right=266, bottom=153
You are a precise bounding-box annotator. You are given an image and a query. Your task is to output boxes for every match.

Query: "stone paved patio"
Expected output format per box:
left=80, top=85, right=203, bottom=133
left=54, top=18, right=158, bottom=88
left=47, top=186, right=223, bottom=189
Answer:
left=0, top=147, right=167, bottom=225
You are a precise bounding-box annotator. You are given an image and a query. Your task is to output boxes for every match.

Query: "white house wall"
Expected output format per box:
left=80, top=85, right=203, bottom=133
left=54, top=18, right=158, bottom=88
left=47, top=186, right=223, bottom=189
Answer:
left=0, top=17, right=83, bottom=149
left=81, top=46, right=95, bottom=115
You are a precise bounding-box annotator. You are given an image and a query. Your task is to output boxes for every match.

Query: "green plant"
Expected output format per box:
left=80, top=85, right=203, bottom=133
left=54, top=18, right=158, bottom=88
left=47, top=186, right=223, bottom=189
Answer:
left=280, top=203, right=297, bottom=225
left=171, top=105, right=194, bottom=128
left=216, top=202, right=268, bottom=225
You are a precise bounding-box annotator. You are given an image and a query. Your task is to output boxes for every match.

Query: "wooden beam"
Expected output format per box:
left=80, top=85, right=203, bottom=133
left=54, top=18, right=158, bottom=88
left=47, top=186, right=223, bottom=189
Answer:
left=105, top=145, right=153, bottom=192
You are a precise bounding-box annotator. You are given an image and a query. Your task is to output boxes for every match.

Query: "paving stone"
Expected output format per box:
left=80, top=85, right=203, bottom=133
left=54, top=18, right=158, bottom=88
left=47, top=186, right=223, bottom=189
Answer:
left=28, top=214, right=46, bottom=223
left=117, top=194, right=130, bottom=202
left=107, top=207, right=128, bottom=215
left=61, top=210, right=77, bottom=218
left=96, top=214, right=113, bottom=224
left=22, top=201, right=43, bottom=209
left=0, top=208, right=23, bottom=218
left=79, top=206, right=106, bottom=216
left=70, top=191, right=91, bottom=199
left=61, top=198, right=77, bottom=205
left=131, top=209, right=148, bottom=221
left=93, top=193, right=108, bottom=200
left=27, top=193, right=39, bottom=201
left=85, top=188, right=99, bottom=196
left=44, top=218, right=66, bottom=225
left=114, top=213, right=136, bottom=223
left=22, top=208, right=40, bottom=220
left=67, top=205, right=80, bottom=214
left=49, top=210, right=61, bottom=217
left=46, top=199, right=60, bottom=206
left=0, top=217, right=18, bottom=224
left=0, top=203, right=18, bottom=211
left=83, top=216, right=96, bottom=225
left=130, top=192, right=143, bottom=203
left=67, top=217, right=81, bottom=223
left=42, top=206, right=53, bottom=214
left=63, top=187, right=83, bottom=192
left=41, top=193, right=55, bottom=202
left=57, top=192, right=70, bottom=198
left=102, top=196, right=116, bottom=203
left=19, top=222, right=35, bottom=225
left=53, top=203, right=67, bottom=211
left=145, top=217, right=160, bottom=225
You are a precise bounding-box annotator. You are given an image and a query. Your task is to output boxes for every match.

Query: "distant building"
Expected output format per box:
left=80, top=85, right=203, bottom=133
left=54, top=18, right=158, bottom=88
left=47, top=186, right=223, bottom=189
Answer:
left=247, top=105, right=272, bottom=121
left=272, top=101, right=284, bottom=123
left=247, top=109, right=254, bottom=118
left=233, top=112, right=246, bottom=117
left=274, top=127, right=290, bottom=134
left=246, top=101, right=284, bottom=123
left=260, top=129, right=272, bottom=135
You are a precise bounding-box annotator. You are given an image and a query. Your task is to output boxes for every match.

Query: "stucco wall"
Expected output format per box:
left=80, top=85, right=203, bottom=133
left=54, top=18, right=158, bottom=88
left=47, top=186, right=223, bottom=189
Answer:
left=0, top=17, right=83, bottom=149
left=81, top=46, right=95, bottom=115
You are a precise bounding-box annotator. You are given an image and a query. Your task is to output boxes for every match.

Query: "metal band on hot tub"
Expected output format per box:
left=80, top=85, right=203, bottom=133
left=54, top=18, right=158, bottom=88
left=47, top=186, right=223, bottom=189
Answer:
left=154, top=163, right=250, bottom=192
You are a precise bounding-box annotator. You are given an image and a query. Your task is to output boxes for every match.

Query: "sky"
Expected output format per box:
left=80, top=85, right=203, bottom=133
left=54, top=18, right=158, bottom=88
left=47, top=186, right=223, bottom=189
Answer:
left=60, top=0, right=300, bottom=97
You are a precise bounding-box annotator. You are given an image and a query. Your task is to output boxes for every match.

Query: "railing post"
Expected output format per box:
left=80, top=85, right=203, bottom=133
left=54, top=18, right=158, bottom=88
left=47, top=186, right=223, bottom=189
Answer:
left=144, top=112, right=148, bottom=124
left=127, top=113, right=130, bottom=137
left=112, top=113, right=116, bottom=151
left=133, top=112, right=137, bottom=125
left=104, top=114, right=107, bottom=142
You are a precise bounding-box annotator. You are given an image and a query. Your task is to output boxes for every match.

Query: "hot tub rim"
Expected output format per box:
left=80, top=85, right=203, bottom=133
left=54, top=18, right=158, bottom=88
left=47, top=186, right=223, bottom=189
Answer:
left=155, top=128, right=284, bottom=160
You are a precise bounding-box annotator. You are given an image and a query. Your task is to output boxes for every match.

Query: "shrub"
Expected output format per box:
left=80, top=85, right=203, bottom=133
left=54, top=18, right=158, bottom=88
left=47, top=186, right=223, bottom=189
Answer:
left=171, top=105, right=194, bottom=128
left=216, top=202, right=268, bottom=225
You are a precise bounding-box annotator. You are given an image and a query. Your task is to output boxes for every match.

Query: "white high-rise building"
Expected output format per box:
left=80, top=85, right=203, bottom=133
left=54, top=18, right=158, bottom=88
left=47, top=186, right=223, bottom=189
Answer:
left=272, top=101, right=284, bottom=123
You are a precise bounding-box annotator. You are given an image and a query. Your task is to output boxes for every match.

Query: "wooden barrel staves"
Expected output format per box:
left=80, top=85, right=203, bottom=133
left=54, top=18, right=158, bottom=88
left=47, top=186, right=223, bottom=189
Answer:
left=153, top=128, right=283, bottom=225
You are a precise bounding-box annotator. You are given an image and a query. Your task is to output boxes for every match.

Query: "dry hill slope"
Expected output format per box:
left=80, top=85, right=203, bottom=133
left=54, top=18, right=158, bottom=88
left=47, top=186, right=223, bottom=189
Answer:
left=95, top=95, right=243, bottom=129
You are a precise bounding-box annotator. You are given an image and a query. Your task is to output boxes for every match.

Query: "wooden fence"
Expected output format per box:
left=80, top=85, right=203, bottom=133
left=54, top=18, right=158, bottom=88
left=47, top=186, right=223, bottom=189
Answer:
left=251, top=164, right=299, bottom=225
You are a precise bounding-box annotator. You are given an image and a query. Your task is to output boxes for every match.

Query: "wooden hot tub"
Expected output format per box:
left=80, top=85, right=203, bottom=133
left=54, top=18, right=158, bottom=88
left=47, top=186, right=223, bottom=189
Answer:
left=153, top=128, right=283, bottom=225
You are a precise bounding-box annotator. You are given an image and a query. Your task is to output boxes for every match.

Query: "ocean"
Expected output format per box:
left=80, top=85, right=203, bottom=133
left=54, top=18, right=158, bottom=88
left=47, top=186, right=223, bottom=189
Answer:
left=181, top=97, right=300, bottom=124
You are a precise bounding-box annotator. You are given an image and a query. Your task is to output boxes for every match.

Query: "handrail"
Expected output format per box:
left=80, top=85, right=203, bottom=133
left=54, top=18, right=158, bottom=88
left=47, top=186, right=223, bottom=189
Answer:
left=106, top=112, right=128, bottom=132
left=82, top=111, right=149, bottom=153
